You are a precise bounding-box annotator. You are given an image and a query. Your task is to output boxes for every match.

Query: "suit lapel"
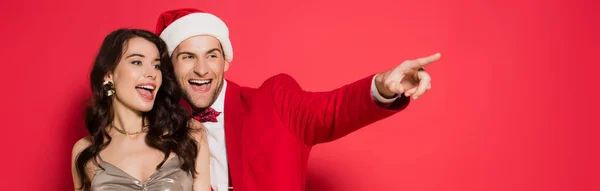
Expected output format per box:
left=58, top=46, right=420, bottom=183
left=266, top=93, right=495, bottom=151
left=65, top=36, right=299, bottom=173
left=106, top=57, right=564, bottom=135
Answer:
left=224, top=80, right=246, bottom=190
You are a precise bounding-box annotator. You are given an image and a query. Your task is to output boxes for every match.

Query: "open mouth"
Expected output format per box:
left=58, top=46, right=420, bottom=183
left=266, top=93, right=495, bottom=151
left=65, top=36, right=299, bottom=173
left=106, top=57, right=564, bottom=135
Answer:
left=189, top=79, right=212, bottom=92
left=135, top=84, right=155, bottom=101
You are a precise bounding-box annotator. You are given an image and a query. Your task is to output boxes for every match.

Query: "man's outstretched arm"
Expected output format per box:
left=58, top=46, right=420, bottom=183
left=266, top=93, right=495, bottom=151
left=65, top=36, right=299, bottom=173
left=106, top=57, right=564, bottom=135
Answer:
left=271, top=53, right=441, bottom=146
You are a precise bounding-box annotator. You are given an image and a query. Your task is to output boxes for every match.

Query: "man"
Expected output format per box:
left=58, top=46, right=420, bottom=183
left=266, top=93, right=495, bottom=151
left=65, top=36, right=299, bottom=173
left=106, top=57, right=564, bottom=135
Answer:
left=155, top=8, right=440, bottom=191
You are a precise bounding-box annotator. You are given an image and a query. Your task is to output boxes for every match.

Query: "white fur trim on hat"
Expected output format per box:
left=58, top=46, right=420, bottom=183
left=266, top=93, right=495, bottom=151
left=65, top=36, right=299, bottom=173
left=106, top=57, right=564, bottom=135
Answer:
left=159, top=12, right=233, bottom=62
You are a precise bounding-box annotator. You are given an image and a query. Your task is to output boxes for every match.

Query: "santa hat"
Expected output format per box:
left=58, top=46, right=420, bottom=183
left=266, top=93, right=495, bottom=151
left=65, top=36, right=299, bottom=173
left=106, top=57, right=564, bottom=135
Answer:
left=155, top=8, right=233, bottom=62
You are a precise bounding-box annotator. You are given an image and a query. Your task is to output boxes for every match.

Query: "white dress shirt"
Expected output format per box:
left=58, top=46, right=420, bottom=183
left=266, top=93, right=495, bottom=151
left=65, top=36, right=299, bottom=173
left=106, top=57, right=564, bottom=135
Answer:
left=204, top=75, right=397, bottom=191
left=203, top=81, right=229, bottom=191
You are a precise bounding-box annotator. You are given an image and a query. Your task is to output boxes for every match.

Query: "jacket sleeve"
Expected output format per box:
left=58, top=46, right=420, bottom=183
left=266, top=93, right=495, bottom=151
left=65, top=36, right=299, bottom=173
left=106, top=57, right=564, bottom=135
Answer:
left=268, top=73, right=410, bottom=146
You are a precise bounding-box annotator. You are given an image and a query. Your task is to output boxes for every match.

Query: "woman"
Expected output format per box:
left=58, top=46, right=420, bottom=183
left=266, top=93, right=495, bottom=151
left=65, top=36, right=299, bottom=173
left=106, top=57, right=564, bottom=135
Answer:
left=71, top=28, right=210, bottom=191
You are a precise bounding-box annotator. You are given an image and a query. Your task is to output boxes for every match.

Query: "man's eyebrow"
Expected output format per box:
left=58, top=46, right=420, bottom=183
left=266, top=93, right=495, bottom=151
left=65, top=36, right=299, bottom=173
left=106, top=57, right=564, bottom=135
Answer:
left=175, top=51, right=195, bottom=57
left=205, top=48, right=222, bottom=54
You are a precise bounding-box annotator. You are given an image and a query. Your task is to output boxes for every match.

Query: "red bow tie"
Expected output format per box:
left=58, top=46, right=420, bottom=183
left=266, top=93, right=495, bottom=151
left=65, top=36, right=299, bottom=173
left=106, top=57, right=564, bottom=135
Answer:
left=192, top=107, right=221, bottom=123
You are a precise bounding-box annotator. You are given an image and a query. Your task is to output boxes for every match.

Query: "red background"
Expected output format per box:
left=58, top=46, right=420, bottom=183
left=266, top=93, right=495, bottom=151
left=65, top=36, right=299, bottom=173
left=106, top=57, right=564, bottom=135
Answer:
left=0, top=0, right=598, bottom=190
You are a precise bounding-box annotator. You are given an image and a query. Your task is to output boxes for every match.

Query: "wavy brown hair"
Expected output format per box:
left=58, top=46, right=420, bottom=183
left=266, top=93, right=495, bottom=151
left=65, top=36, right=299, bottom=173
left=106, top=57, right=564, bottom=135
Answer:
left=75, top=28, right=198, bottom=190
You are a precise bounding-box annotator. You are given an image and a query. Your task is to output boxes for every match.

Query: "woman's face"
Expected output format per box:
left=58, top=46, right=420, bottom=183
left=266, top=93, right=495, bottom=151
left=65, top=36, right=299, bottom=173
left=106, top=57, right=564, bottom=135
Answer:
left=106, top=37, right=163, bottom=112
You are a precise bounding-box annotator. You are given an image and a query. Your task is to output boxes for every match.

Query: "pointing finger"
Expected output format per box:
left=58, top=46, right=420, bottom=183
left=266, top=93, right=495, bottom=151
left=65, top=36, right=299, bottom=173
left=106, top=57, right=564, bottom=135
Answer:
left=413, top=53, right=441, bottom=68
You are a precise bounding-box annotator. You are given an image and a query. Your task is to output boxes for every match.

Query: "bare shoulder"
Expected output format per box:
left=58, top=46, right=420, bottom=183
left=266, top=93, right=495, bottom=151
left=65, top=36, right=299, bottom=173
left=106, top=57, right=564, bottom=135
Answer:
left=72, top=137, right=92, bottom=156
left=71, top=136, right=96, bottom=190
left=72, top=137, right=92, bottom=155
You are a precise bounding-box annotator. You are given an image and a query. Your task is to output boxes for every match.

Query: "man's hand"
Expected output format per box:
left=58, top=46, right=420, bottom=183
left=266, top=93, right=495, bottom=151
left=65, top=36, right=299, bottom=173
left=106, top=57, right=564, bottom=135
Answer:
left=375, top=53, right=441, bottom=100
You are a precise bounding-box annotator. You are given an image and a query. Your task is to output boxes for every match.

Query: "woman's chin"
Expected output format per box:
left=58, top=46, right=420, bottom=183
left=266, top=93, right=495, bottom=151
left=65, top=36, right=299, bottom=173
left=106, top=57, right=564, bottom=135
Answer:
left=133, top=103, right=155, bottom=113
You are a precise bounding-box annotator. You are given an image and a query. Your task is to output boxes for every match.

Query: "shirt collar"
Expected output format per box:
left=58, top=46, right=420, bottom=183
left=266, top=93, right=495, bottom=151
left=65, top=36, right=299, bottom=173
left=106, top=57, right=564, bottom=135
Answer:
left=211, top=80, right=227, bottom=112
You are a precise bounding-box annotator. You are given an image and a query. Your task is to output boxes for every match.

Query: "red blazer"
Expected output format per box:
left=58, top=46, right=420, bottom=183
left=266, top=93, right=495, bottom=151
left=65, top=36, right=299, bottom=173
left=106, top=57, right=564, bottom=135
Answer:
left=222, top=73, right=409, bottom=191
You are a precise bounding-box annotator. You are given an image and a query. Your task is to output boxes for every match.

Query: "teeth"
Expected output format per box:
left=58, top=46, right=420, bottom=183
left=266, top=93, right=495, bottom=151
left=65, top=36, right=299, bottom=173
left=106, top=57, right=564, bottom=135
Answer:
left=189, top=79, right=210, bottom=85
left=136, top=85, right=155, bottom=90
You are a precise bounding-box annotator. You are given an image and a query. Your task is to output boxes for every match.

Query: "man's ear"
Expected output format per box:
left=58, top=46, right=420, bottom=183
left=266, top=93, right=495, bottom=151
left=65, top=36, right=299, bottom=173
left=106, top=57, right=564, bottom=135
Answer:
left=224, top=61, right=230, bottom=72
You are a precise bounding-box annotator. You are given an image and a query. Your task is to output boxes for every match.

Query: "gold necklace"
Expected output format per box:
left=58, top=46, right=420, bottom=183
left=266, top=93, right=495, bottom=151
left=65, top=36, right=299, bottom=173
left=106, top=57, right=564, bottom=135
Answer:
left=110, top=123, right=148, bottom=136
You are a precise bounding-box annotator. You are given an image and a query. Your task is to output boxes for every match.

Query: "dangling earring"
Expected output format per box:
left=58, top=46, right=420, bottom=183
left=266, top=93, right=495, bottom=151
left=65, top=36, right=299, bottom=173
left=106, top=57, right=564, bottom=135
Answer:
left=103, top=80, right=115, bottom=96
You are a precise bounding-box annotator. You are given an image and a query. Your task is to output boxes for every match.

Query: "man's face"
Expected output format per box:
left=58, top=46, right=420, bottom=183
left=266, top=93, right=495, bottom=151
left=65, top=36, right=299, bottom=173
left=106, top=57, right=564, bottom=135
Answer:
left=171, top=35, right=229, bottom=110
